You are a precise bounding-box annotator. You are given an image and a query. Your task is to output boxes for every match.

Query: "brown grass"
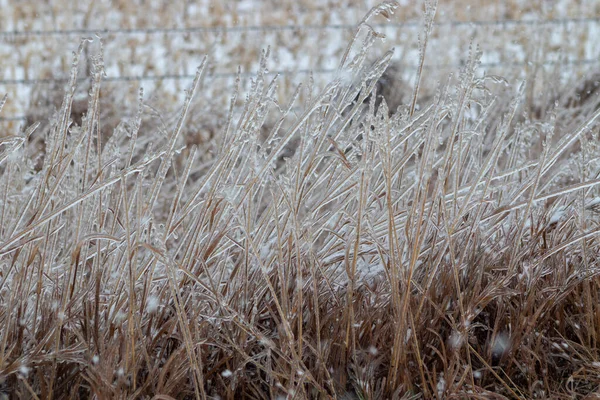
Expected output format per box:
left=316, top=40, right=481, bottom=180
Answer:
left=2, top=1, right=600, bottom=399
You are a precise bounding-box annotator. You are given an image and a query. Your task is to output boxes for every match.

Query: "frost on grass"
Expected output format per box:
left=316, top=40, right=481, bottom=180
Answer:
left=2, top=2, right=600, bottom=399
left=146, top=295, right=160, bottom=314
left=221, top=369, right=233, bottom=378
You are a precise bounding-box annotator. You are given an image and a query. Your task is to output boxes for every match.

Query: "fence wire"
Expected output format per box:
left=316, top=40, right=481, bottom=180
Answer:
left=1, top=57, right=598, bottom=87
left=1, top=16, right=599, bottom=38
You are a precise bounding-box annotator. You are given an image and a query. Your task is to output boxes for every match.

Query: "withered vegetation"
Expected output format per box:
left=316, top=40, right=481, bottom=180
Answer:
left=2, top=2, right=600, bottom=398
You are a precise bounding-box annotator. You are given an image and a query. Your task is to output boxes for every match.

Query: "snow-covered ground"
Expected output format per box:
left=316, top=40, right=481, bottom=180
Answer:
left=0, top=0, right=599, bottom=131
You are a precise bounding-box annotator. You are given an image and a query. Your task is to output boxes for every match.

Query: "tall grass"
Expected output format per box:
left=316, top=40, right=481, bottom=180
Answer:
left=2, top=2, right=600, bottom=398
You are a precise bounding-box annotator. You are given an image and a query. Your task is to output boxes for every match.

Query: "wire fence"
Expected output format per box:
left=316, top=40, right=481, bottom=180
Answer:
left=1, top=15, right=599, bottom=123
left=2, top=16, right=599, bottom=38
left=1, top=57, right=598, bottom=87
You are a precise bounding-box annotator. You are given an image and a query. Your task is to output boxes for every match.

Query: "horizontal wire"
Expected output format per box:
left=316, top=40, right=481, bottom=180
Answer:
left=0, top=68, right=333, bottom=86
left=1, top=57, right=597, bottom=87
left=0, top=116, right=27, bottom=121
left=1, top=16, right=599, bottom=38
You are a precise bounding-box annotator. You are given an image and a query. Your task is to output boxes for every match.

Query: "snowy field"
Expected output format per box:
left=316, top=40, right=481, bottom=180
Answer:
left=1, top=0, right=599, bottom=130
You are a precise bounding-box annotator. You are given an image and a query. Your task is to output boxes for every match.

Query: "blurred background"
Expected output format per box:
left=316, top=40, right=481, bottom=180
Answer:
left=1, top=0, right=599, bottom=132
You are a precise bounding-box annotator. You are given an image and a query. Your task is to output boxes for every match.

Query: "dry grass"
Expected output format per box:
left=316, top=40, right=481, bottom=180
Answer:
left=2, top=1, right=600, bottom=399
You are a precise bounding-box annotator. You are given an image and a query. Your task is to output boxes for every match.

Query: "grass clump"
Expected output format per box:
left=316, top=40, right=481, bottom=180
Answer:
left=2, top=2, right=600, bottom=398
